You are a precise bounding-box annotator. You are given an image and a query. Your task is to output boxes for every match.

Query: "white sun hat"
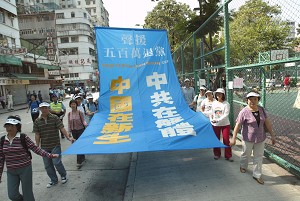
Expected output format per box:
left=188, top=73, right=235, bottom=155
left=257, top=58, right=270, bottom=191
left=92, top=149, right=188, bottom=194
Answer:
left=199, top=86, right=206, bottom=90
left=86, top=95, right=93, bottom=99
left=184, top=78, right=190, bottom=82
left=205, top=90, right=213, bottom=95
left=39, top=102, right=50, bottom=108
left=215, top=88, right=225, bottom=94
left=5, top=118, right=21, bottom=125
left=74, top=95, right=82, bottom=100
left=246, top=92, right=260, bottom=98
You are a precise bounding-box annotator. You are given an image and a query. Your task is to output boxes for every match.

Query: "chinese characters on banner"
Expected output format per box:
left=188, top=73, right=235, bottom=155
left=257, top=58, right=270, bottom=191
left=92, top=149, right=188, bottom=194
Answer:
left=147, top=72, right=196, bottom=137
left=94, top=76, right=133, bottom=144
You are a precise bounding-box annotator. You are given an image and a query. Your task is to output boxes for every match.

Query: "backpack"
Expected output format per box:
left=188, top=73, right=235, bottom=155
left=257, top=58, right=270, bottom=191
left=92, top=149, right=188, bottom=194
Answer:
left=0, top=133, right=32, bottom=159
left=87, top=102, right=98, bottom=110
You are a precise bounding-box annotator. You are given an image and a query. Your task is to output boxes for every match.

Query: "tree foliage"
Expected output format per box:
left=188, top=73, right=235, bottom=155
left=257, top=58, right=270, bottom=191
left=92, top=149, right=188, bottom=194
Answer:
left=229, top=0, right=290, bottom=65
left=144, top=0, right=194, bottom=51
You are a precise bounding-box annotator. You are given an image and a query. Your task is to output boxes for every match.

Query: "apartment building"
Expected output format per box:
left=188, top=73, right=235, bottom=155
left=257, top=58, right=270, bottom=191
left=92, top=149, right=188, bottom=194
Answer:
left=55, top=8, right=96, bottom=88
left=60, top=0, right=109, bottom=26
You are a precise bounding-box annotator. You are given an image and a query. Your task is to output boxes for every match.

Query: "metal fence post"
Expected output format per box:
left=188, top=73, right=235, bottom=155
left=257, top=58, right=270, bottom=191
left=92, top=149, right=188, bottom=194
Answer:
left=223, top=0, right=233, bottom=127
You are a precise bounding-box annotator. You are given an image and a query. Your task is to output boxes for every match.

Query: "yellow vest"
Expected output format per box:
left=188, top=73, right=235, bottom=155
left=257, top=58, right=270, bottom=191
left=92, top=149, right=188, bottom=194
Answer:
left=50, top=102, right=63, bottom=113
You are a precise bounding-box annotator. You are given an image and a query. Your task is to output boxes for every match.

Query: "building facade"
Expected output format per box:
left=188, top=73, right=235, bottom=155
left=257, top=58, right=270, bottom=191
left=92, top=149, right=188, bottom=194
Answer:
left=55, top=8, right=96, bottom=89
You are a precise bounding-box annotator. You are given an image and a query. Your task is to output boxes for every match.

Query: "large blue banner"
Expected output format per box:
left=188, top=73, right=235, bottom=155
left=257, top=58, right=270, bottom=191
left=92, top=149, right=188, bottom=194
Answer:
left=63, top=27, right=226, bottom=154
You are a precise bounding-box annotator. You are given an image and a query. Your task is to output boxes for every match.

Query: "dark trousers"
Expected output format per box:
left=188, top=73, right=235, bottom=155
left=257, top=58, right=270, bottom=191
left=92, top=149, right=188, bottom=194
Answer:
left=72, top=128, right=85, bottom=164
left=31, top=113, right=40, bottom=123
left=0, top=101, right=5, bottom=109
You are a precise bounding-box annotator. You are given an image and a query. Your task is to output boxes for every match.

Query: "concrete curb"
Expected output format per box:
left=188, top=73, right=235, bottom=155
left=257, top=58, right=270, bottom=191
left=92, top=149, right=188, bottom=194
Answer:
left=123, top=152, right=137, bottom=201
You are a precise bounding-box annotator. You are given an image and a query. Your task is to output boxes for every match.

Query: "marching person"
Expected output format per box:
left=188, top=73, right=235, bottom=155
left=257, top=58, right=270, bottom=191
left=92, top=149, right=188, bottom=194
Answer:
left=34, top=102, right=74, bottom=188
left=210, top=88, right=233, bottom=161
left=191, top=86, right=206, bottom=112
left=182, top=78, right=195, bottom=110
left=200, top=90, right=215, bottom=118
left=50, top=94, right=66, bottom=139
left=0, top=115, right=59, bottom=201
left=85, top=94, right=98, bottom=124
left=68, top=100, right=88, bottom=168
left=230, top=91, right=276, bottom=185
left=26, top=94, right=41, bottom=130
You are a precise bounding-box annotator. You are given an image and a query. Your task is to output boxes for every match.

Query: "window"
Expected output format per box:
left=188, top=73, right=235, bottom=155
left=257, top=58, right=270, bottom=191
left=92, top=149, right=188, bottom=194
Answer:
left=84, top=13, right=87, bottom=18
left=60, top=37, right=69, bottom=43
left=62, top=5, right=65, bottom=8
left=69, top=48, right=78, bottom=55
left=0, top=11, right=5, bottom=24
left=71, top=37, right=79, bottom=42
left=86, top=0, right=90, bottom=5
left=11, top=38, right=16, bottom=47
left=71, top=12, right=75, bottom=18
left=78, top=1, right=81, bottom=5
left=56, top=13, right=64, bottom=19
left=93, top=1, right=95, bottom=4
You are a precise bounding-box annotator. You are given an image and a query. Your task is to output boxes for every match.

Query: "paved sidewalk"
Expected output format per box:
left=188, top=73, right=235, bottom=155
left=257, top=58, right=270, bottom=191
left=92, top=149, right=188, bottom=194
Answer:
left=125, top=147, right=300, bottom=201
left=0, top=104, right=28, bottom=115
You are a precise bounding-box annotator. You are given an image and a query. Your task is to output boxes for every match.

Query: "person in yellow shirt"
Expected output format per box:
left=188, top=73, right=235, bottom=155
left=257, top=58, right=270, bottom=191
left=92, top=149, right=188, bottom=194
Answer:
left=50, top=94, right=66, bottom=138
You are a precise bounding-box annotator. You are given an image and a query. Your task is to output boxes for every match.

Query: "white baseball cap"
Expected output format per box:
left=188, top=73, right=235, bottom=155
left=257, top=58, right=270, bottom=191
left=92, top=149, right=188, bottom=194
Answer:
left=5, top=118, right=21, bottom=125
left=215, top=88, right=225, bottom=94
left=86, top=95, right=93, bottom=99
left=39, top=102, right=50, bottom=108
left=184, top=78, right=190, bottom=82
left=246, top=92, right=260, bottom=98
left=199, top=86, right=206, bottom=90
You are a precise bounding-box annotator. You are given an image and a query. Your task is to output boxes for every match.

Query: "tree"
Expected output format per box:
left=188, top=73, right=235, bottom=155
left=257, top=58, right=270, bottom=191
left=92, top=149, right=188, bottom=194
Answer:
left=229, top=0, right=290, bottom=65
left=144, top=0, right=194, bottom=51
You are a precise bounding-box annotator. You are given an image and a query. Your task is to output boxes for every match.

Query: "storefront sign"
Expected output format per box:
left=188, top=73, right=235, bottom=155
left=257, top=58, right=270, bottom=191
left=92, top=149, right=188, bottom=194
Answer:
left=0, top=79, right=29, bottom=85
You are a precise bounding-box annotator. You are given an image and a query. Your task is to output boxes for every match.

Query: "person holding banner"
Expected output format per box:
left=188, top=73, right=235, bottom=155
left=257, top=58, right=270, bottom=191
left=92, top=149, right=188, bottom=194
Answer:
left=210, top=88, right=233, bottom=161
left=191, top=86, right=206, bottom=112
left=200, top=90, right=215, bottom=118
left=182, top=78, right=195, bottom=110
left=230, top=91, right=276, bottom=185
left=0, top=115, right=59, bottom=201
left=68, top=100, right=88, bottom=168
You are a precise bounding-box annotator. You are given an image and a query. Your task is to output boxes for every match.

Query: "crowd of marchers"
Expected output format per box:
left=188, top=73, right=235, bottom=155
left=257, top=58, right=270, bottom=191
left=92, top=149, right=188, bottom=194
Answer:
left=181, top=78, right=276, bottom=186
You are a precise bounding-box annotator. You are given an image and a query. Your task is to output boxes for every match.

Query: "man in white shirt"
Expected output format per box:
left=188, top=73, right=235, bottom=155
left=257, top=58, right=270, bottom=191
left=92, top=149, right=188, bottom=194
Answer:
left=7, top=91, right=14, bottom=111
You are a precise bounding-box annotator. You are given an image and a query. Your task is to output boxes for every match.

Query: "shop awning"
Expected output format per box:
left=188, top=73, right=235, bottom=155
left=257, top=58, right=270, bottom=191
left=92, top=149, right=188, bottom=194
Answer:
left=10, top=73, right=39, bottom=80
left=0, top=55, right=22, bottom=66
left=37, top=63, right=61, bottom=70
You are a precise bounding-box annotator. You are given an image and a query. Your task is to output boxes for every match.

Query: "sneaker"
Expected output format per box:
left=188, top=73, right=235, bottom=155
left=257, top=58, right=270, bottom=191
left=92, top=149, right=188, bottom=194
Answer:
left=214, top=156, right=220, bottom=160
left=46, top=181, right=58, bottom=188
left=225, top=158, right=234, bottom=162
left=61, top=177, right=68, bottom=184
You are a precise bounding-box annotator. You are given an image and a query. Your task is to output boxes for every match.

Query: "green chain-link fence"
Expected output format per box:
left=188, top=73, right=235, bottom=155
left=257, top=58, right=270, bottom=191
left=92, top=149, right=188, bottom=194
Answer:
left=173, top=0, right=300, bottom=177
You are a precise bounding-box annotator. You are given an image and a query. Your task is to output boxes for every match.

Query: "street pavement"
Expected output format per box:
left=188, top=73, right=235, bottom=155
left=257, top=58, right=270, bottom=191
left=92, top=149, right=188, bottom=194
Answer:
left=0, top=96, right=299, bottom=201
